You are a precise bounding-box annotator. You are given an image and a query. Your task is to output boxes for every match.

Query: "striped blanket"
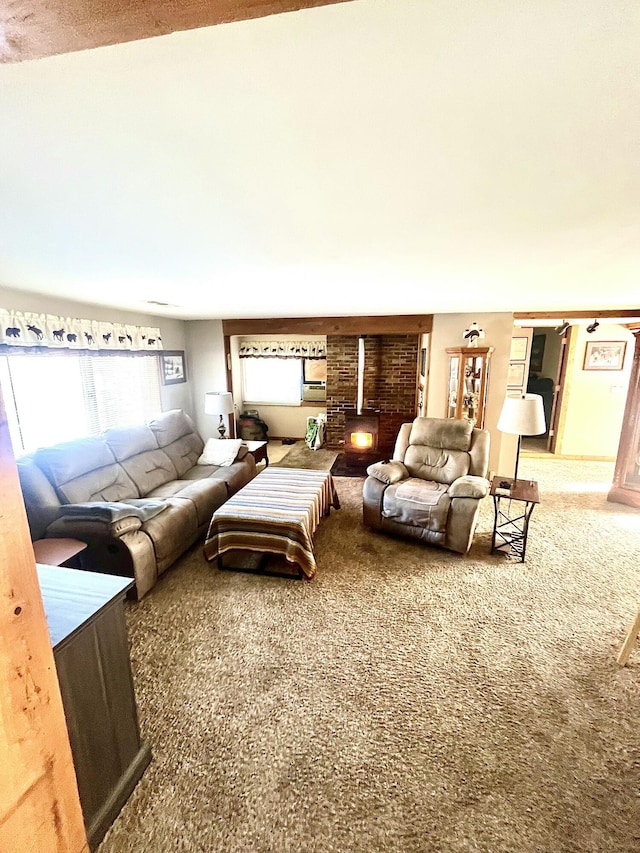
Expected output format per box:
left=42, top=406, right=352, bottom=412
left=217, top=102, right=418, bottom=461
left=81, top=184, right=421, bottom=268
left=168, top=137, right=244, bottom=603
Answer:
left=203, top=467, right=341, bottom=579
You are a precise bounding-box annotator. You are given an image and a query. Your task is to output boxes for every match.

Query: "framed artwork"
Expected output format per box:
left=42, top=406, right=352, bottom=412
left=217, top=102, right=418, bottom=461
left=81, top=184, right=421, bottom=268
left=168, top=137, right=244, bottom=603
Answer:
left=530, top=335, right=546, bottom=374
left=420, top=347, right=427, bottom=378
left=507, top=362, right=526, bottom=388
left=160, top=351, right=187, bottom=385
left=510, top=336, right=528, bottom=361
left=583, top=341, right=627, bottom=371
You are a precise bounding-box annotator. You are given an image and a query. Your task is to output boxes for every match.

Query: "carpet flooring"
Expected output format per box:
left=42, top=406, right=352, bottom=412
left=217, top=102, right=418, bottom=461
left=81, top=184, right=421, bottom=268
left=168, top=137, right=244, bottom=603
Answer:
left=98, top=458, right=640, bottom=853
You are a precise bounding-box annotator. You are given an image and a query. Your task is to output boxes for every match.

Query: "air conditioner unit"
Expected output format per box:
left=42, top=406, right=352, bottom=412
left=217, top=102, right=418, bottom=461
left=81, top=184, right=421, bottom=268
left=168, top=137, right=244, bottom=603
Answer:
left=302, top=383, right=326, bottom=402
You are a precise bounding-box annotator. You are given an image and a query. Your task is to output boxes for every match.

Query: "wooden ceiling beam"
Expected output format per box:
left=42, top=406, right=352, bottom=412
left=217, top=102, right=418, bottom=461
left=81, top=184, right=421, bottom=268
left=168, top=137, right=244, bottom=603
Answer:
left=222, top=315, right=434, bottom=336
left=514, top=309, right=640, bottom=321
left=0, top=0, right=354, bottom=64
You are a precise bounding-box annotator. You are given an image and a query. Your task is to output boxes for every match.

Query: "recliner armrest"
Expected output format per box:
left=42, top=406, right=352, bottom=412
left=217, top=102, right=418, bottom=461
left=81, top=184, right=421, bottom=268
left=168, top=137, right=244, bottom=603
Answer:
left=46, top=514, right=142, bottom=539
left=449, top=475, right=490, bottom=500
left=366, top=460, right=409, bottom=485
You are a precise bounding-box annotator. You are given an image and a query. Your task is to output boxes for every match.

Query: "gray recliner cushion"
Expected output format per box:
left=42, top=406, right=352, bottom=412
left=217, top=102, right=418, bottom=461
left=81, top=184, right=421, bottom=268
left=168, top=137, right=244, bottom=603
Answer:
left=382, top=478, right=451, bottom=536
left=404, top=445, right=470, bottom=484
left=409, top=417, right=473, bottom=451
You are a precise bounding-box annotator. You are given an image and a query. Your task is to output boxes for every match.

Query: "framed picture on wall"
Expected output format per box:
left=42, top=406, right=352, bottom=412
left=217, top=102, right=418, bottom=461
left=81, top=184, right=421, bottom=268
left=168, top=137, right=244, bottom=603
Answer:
left=160, top=351, right=187, bottom=385
left=507, top=362, right=526, bottom=388
left=583, top=341, right=627, bottom=371
left=510, top=337, right=528, bottom=361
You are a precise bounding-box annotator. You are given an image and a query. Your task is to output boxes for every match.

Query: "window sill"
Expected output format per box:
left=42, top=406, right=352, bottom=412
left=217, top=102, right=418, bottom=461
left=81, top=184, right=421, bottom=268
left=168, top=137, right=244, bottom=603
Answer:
left=243, top=400, right=327, bottom=408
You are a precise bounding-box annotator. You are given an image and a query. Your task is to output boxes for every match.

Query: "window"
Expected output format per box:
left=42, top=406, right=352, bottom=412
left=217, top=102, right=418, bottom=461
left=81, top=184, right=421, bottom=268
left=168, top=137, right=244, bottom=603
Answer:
left=242, top=357, right=303, bottom=405
left=0, top=352, right=162, bottom=455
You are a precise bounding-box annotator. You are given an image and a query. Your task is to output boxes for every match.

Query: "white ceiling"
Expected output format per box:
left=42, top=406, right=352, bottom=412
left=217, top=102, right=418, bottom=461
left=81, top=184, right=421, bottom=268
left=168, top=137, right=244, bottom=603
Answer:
left=1, top=0, right=639, bottom=320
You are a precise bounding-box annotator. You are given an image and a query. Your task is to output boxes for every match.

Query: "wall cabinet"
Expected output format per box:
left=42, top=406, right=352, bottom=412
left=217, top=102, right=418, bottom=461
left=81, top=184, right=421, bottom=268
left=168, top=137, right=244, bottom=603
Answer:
left=445, top=346, right=493, bottom=428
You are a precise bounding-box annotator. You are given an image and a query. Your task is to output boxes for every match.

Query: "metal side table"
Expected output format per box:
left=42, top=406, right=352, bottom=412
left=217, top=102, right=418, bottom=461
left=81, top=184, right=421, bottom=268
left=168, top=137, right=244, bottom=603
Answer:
left=490, top=476, right=540, bottom=562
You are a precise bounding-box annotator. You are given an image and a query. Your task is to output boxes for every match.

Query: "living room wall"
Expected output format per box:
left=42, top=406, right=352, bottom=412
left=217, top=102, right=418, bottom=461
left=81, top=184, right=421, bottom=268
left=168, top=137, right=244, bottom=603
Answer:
left=0, top=284, right=192, bottom=421
left=427, top=312, right=515, bottom=477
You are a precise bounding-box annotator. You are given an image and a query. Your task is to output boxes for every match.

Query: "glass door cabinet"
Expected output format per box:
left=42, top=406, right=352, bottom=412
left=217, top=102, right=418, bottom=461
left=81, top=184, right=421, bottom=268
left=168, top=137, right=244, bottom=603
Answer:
left=446, top=346, right=493, bottom=429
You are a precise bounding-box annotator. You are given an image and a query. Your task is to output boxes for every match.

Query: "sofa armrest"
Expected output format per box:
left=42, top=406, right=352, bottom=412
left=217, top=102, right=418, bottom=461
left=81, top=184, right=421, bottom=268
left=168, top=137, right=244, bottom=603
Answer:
left=46, top=514, right=142, bottom=539
left=449, top=475, right=490, bottom=500
left=366, top=460, right=409, bottom=485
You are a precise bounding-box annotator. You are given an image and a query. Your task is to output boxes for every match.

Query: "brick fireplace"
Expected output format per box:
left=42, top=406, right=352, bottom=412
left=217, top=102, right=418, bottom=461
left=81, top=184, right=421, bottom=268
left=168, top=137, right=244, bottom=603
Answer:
left=325, top=334, right=419, bottom=457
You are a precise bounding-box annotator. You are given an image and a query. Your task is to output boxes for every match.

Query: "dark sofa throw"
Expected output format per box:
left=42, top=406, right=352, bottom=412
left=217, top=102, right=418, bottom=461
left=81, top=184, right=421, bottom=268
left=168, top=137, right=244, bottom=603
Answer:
left=60, top=499, right=168, bottom=523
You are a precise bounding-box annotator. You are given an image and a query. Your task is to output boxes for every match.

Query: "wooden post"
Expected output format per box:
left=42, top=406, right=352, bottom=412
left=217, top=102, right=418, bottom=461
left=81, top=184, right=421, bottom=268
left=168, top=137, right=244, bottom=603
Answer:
left=617, top=608, right=640, bottom=667
left=0, top=390, right=88, bottom=850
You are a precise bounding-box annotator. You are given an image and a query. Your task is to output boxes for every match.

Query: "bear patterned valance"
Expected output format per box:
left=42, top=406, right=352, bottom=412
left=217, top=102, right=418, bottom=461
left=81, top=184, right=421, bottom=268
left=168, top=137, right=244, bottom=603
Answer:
left=0, top=309, right=162, bottom=351
left=238, top=340, right=326, bottom=359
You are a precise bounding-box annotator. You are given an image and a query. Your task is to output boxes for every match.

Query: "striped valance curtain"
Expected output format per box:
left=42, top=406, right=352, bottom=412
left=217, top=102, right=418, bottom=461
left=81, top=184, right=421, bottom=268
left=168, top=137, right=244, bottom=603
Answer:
left=0, top=309, right=162, bottom=351
left=238, top=340, right=326, bottom=359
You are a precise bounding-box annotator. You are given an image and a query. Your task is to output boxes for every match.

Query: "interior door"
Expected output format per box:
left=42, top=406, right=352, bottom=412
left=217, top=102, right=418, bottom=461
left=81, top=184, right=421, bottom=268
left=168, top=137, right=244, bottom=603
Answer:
left=548, top=327, right=572, bottom=454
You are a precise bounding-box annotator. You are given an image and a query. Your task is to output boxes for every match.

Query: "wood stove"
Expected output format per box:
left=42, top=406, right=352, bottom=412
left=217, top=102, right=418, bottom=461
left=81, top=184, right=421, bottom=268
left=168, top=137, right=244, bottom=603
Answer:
left=344, top=409, right=380, bottom=464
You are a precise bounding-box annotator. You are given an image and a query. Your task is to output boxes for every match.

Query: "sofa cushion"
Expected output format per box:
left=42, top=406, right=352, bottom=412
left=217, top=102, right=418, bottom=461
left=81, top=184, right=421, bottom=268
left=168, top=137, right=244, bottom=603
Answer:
left=146, top=479, right=228, bottom=527
left=56, top=463, right=140, bottom=504
left=147, top=409, right=205, bottom=476
left=119, top=449, right=178, bottom=495
left=382, top=478, right=451, bottom=534
left=141, top=498, right=198, bottom=568
left=104, top=424, right=158, bottom=460
left=147, top=409, right=196, bottom=446
left=197, top=438, right=243, bottom=466
left=35, top=436, right=117, bottom=485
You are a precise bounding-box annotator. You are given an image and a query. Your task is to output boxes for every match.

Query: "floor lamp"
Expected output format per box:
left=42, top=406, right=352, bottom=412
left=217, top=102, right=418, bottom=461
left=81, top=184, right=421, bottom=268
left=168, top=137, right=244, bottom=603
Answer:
left=205, top=392, right=234, bottom=439
left=497, top=393, right=546, bottom=482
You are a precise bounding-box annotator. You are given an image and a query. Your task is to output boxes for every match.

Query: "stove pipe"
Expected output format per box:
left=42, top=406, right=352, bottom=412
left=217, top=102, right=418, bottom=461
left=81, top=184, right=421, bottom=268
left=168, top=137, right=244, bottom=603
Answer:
left=356, top=335, right=366, bottom=416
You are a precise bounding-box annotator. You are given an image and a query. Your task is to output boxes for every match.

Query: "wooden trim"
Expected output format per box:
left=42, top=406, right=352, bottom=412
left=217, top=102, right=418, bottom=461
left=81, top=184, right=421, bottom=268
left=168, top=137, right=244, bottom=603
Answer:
left=514, top=309, right=640, bottom=321
left=222, top=315, right=433, bottom=336
left=0, top=390, right=88, bottom=852
left=551, top=325, right=576, bottom=454
left=4, top=0, right=355, bottom=64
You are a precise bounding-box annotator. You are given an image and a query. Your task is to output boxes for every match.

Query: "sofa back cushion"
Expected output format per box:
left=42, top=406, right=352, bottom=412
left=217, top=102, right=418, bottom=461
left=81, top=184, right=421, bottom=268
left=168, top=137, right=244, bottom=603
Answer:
left=104, top=423, right=178, bottom=495
left=119, top=449, right=178, bottom=496
left=34, top=436, right=140, bottom=504
left=147, top=409, right=205, bottom=477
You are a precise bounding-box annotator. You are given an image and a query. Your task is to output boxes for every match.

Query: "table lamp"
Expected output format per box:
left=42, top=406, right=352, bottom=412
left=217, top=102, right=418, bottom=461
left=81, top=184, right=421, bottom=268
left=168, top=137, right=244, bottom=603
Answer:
left=205, top=392, right=234, bottom=438
left=497, top=393, right=546, bottom=482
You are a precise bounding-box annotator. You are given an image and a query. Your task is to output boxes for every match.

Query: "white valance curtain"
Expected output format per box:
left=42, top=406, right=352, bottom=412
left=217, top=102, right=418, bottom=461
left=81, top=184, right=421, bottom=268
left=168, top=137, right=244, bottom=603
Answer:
left=238, top=340, right=326, bottom=359
left=0, top=309, right=162, bottom=351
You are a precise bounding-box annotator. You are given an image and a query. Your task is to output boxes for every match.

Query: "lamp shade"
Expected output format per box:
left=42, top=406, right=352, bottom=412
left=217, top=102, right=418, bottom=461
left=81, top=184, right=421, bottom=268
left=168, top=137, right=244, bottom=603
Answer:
left=497, top=394, right=546, bottom=436
left=204, top=392, right=234, bottom=417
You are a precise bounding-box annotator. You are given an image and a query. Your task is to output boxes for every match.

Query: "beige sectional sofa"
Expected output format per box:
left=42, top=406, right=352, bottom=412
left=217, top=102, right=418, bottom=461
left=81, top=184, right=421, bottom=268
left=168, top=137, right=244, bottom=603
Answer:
left=17, top=409, right=257, bottom=598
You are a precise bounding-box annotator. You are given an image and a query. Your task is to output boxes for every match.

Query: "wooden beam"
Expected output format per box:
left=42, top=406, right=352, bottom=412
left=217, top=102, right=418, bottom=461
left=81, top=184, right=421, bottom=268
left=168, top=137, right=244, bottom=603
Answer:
left=222, top=315, right=433, bottom=337
left=514, top=309, right=640, bottom=321
left=1, top=0, right=354, bottom=63
left=0, top=390, right=88, bottom=852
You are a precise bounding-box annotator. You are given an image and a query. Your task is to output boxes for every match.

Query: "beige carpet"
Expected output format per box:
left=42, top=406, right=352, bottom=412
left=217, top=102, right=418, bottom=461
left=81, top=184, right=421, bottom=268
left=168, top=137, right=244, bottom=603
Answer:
left=98, top=458, right=640, bottom=853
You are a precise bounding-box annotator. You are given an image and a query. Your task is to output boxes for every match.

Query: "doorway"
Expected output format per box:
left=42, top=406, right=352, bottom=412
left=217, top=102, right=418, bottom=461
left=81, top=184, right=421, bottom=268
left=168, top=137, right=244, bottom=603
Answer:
left=520, top=324, right=569, bottom=454
left=517, top=320, right=635, bottom=460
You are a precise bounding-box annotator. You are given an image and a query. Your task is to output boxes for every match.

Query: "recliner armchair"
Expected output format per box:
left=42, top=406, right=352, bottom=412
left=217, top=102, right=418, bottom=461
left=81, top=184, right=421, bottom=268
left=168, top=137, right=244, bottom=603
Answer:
left=362, top=417, right=490, bottom=555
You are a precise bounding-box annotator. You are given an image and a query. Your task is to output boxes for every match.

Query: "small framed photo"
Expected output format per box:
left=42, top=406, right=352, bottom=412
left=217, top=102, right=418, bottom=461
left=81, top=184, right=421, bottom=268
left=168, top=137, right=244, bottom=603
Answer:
left=507, top=362, right=526, bottom=388
left=510, top=336, right=529, bottom=361
left=160, top=351, right=187, bottom=385
left=583, top=341, right=627, bottom=371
